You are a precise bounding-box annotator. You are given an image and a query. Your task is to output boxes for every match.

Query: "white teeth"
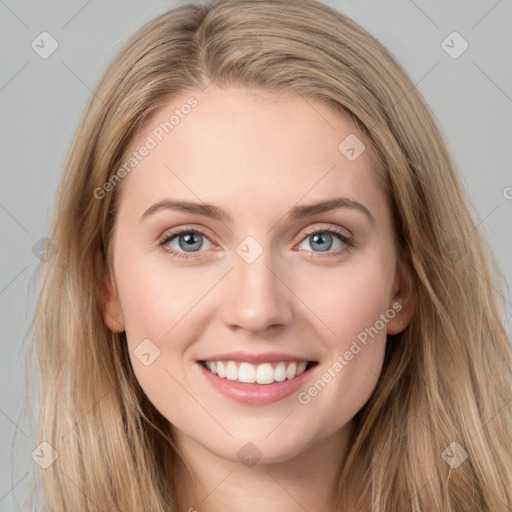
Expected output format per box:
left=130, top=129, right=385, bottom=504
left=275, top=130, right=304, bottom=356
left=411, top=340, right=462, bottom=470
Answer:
left=238, top=362, right=256, bottom=383
left=226, top=361, right=238, bottom=380
left=203, top=360, right=312, bottom=384
left=286, top=362, right=297, bottom=380
left=217, top=361, right=226, bottom=378
left=256, top=363, right=274, bottom=384
left=296, top=361, right=307, bottom=376
left=274, top=362, right=287, bottom=382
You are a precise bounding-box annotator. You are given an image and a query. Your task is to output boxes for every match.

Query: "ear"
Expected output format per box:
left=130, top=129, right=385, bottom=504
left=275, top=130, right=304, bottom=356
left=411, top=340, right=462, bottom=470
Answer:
left=386, top=247, right=417, bottom=335
left=95, top=251, right=125, bottom=333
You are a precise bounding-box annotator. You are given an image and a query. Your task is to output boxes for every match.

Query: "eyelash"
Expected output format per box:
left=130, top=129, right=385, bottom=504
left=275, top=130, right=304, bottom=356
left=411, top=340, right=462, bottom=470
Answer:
left=158, top=224, right=354, bottom=261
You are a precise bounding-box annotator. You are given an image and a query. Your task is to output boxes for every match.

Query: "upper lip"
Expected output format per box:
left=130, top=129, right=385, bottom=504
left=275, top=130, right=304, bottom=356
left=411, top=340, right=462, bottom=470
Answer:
left=199, top=351, right=315, bottom=365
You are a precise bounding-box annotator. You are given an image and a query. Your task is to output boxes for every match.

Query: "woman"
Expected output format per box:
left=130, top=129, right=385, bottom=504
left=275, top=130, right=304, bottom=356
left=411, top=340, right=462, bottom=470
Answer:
left=28, top=0, right=512, bottom=510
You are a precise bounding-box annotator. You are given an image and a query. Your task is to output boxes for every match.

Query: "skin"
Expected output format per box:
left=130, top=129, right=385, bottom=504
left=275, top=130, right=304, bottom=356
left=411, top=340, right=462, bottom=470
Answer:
left=100, top=86, right=416, bottom=511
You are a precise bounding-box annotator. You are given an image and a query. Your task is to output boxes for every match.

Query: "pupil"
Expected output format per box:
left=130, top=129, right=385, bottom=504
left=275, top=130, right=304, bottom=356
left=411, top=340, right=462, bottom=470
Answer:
left=176, top=232, right=334, bottom=253
left=312, top=233, right=332, bottom=252
left=180, top=232, right=201, bottom=252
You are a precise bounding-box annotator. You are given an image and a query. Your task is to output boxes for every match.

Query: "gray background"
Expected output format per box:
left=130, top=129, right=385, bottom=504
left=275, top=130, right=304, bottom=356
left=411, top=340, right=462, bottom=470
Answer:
left=1, top=0, right=511, bottom=509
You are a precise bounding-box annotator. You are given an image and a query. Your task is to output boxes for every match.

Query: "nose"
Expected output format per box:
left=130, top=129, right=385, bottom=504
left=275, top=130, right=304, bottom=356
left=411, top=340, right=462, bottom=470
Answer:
left=221, top=248, right=294, bottom=334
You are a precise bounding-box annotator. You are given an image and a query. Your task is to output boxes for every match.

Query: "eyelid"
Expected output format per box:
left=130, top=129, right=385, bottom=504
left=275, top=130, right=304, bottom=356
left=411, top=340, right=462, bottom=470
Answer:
left=293, top=224, right=354, bottom=257
left=299, top=223, right=352, bottom=240
left=158, top=222, right=354, bottom=259
left=158, top=223, right=351, bottom=245
left=158, top=224, right=215, bottom=244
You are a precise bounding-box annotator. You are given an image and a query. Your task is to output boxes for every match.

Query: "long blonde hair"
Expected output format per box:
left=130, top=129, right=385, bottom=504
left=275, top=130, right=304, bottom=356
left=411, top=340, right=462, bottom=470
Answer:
left=27, top=0, right=512, bottom=510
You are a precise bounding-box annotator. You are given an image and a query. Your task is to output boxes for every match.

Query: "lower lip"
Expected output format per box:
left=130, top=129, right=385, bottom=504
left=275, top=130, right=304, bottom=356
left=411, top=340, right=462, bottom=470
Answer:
left=197, top=362, right=317, bottom=405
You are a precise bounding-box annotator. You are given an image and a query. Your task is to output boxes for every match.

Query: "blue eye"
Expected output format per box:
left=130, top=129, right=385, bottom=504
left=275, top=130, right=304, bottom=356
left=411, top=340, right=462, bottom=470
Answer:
left=159, top=228, right=213, bottom=259
left=159, top=225, right=353, bottom=260
left=298, top=228, right=352, bottom=255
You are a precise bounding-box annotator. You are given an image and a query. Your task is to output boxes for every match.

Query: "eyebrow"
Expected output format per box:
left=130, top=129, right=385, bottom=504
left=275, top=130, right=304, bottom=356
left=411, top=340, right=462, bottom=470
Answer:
left=139, top=197, right=375, bottom=226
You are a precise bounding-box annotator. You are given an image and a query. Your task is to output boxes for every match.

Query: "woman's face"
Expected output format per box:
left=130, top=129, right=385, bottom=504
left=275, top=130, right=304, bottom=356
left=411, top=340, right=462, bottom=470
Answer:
left=102, top=86, right=413, bottom=465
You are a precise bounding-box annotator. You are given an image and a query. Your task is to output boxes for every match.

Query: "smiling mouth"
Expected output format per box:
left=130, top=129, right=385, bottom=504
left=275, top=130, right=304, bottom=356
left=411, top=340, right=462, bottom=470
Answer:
left=200, top=360, right=318, bottom=385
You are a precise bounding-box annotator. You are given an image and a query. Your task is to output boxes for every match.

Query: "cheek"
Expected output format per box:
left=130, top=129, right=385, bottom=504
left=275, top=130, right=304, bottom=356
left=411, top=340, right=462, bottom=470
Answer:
left=294, top=253, right=396, bottom=349
left=115, top=248, right=208, bottom=338
left=114, top=251, right=221, bottom=402
left=114, top=259, right=202, bottom=419
left=300, top=251, right=395, bottom=418
left=292, top=252, right=394, bottom=411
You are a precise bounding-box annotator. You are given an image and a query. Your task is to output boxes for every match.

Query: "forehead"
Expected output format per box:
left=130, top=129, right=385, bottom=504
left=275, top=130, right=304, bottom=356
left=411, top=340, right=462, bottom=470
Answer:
left=115, top=86, right=385, bottom=219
